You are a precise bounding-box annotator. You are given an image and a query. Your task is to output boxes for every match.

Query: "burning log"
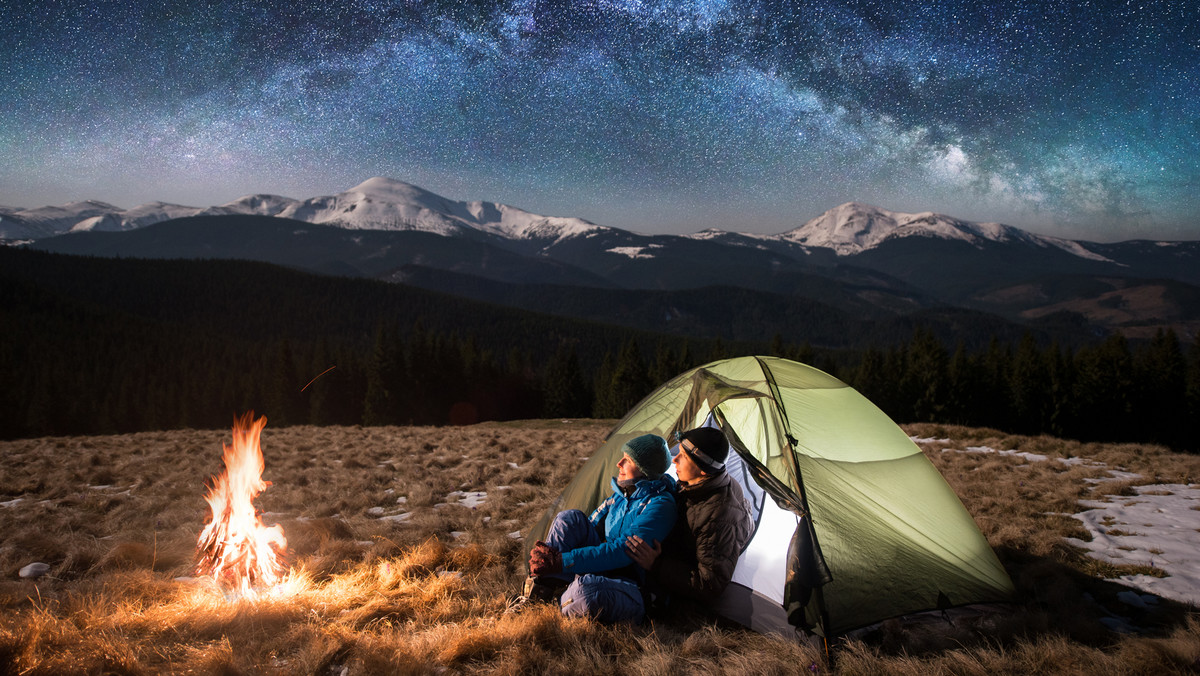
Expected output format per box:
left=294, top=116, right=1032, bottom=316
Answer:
left=195, top=413, right=288, bottom=596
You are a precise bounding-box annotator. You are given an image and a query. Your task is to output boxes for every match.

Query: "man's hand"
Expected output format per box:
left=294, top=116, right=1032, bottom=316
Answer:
left=624, top=535, right=662, bottom=570
left=529, top=540, right=563, bottom=576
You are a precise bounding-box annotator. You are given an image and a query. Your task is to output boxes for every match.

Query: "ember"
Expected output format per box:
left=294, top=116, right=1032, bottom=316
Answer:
left=195, top=413, right=287, bottom=596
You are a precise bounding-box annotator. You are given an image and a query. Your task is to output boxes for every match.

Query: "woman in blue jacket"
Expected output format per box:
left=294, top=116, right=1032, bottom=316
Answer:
left=527, top=434, right=677, bottom=623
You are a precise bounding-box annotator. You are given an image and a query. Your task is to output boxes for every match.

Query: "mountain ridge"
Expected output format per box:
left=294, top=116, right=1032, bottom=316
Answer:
left=14, top=177, right=1200, bottom=340
left=6, top=177, right=1192, bottom=256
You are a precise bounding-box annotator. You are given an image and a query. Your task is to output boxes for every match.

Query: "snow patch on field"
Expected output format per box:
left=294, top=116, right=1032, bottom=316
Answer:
left=437, top=490, right=488, bottom=509
left=1066, top=483, right=1200, bottom=607
left=914, top=439, right=1200, bottom=607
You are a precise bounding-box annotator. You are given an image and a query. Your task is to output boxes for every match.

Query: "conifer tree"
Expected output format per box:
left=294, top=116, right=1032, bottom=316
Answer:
left=364, top=323, right=402, bottom=425
left=608, top=339, right=652, bottom=417
left=1074, top=334, right=1135, bottom=443
left=1136, top=328, right=1187, bottom=448
left=945, top=341, right=975, bottom=425
left=24, top=368, right=53, bottom=438
left=1186, top=339, right=1200, bottom=451
left=904, top=327, right=948, bottom=423
left=793, top=341, right=816, bottom=366
left=543, top=345, right=591, bottom=418
left=592, top=350, right=617, bottom=418
left=406, top=322, right=440, bottom=423
left=1010, top=333, right=1048, bottom=434
left=1043, top=342, right=1075, bottom=438
left=268, top=340, right=304, bottom=426
left=850, top=347, right=887, bottom=409
left=709, top=337, right=729, bottom=363
left=978, top=338, right=1013, bottom=430
left=770, top=333, right=786, bottom=358
left=678, top=340, right=696, bottom=372
left=306, top=338, right=336, bottom=426
left=651, top=340, right=682, bottom=384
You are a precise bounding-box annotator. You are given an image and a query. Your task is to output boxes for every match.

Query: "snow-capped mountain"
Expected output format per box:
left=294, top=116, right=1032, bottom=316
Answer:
left=266, top=177, right=607, bottom=242
left=23, top=179, right=1200, bottom=338
left=2, top=177, right=607, bottom=245
left=0, top=200, right=124, bottom=239
left=779, top=202, right=1113, bottom=262
left=12, top=178, right=1200, bottom=284
left=199, top=193, right=300, bottom=218
left=71, top=201, right=205, bottom=233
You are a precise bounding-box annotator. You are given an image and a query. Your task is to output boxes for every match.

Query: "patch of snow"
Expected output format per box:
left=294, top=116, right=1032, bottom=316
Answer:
left=686, top=228, right=730, bottom=240
left=1059, top=457, right=1108, bottom=468
left=909, top=436, right=951, bottom=444
left=19, top=562, right=50, bottom=579
left=1039, top=235, right=1115, bottom=263
left=1066, top=483, right=1200, bottom=606
left=508, top=531, right=523, bottom=539
left=379, top=512, right=413, bottom=523
left=1116, top=590, right=1158, bottom=609
left=1086, top=470, right=1143, bottom=484
left=607, top=244, right=661, bottom=259
left=507, top=462, right=520, bottom=469
left=449, top=531, right=466, bottom=539
left=948, top=446, right=1051, bottom=463
left=1, top=498, right=24, bottom=508
left=366, top=506, right=386, bottom=516
left=942, top=445, right=1142, bottom=472
left=441, top=490, right=487, bottom=509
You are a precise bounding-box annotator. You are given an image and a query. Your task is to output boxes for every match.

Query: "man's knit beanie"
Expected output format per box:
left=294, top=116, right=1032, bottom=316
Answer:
left=679, top=427, right=730, bottom=474
left=621, top=434, right=671, bottom=479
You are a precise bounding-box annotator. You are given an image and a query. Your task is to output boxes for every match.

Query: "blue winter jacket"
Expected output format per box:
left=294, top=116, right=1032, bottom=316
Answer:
left=561, top=475, right=677, bottom=575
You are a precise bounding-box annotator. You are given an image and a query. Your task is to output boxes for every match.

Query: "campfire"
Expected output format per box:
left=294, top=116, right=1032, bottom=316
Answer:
left=195, top=413, right=288, bottom=597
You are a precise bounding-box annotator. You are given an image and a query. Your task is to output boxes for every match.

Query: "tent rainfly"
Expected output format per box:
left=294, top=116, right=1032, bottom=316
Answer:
left=527, top=356, right=1014, bottom=638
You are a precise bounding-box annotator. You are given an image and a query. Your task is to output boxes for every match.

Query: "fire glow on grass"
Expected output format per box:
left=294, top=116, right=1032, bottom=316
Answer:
left=195, top=413, right=288, bottom=597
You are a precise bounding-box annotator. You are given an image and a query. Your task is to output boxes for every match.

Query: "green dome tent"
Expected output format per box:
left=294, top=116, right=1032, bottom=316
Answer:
left=527, top=356, right=1014, bottom=638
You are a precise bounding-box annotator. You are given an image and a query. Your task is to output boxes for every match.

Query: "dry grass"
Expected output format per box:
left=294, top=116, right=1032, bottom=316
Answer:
left=0, top=420, right=1196, bottom=674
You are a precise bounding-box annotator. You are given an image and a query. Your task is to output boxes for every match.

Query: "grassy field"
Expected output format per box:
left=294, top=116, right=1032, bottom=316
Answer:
left=1, top=419, right=1198, bottom=674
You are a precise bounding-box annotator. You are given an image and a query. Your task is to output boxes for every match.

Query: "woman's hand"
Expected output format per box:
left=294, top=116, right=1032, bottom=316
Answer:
left=624, top=535, right=662, bottom=570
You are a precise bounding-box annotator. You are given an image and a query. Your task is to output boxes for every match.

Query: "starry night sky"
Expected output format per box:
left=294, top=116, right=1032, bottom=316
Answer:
left=3, top=1, right=1198, bottom=241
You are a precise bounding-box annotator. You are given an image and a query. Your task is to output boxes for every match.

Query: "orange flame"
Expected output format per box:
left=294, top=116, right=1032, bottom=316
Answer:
left=195, top=413, right=287, bottom=596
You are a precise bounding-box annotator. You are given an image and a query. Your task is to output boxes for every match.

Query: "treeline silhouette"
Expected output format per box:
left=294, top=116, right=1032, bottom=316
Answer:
left=847, top=327, right=1200, bottom=451
left=2, top=248, right=1197, bottom=451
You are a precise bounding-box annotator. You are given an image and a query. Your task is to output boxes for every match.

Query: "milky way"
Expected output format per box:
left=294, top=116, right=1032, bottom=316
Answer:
left=3, top=0, right=1197, bottom=240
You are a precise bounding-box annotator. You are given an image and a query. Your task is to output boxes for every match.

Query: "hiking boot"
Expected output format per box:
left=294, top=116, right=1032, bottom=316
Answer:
left=504, top=593, right=535, bottom=614
left=505, top=576, right=568, bottom=613
left=526, top=575, right=568, bottom=603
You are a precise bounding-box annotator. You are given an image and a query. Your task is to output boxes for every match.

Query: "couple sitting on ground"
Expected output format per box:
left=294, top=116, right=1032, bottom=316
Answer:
left=523, top=427, right=753, bottom=623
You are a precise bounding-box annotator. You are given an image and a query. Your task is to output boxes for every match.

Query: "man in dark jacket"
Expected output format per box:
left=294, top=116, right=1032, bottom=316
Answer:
left=625, top=426, right=752, bottom=606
